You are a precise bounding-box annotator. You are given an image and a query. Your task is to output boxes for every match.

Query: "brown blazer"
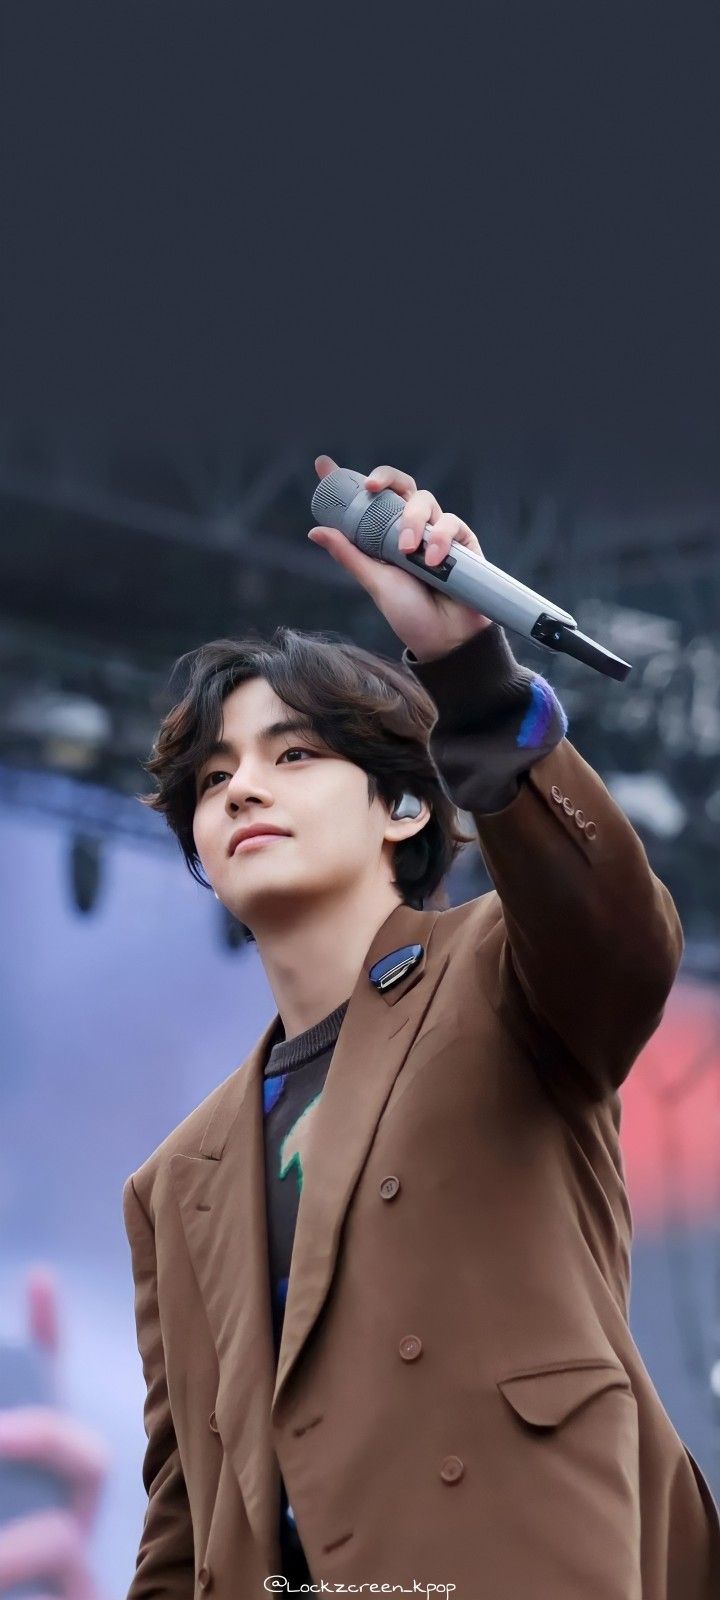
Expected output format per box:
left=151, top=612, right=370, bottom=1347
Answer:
left=123, top=734, right=720, bottom=1599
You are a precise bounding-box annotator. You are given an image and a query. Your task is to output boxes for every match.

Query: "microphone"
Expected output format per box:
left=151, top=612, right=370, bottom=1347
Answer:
left=311, top=466, right=632, bottom=682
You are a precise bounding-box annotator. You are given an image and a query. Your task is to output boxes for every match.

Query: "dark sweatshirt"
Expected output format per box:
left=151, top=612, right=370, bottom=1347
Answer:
left=261, top=621, right=569, bottom=1576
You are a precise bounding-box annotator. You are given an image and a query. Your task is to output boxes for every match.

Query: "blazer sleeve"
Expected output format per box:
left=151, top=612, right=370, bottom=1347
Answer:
left=404, top=622, right=684, bottom=1101
left=122, top=1173, right=195, bottom=1600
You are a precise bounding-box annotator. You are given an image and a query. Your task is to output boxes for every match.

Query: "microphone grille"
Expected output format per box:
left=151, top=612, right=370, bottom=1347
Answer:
left=310, top=467, right=407, bottom=558
left=311, top=467, right=365, bottom=521
left=354, top=489, right=406, bottom=558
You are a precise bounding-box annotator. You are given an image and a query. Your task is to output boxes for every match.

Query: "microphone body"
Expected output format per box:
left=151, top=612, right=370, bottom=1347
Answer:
left=311, top=467, right=632, bottom=681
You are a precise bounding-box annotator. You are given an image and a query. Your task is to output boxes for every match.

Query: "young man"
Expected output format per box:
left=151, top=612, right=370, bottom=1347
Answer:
left=123, top=457, right=720, bottom=1599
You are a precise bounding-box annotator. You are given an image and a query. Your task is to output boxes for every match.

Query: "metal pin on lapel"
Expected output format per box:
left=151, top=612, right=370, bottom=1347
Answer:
left=368, top=944, right=425, bottom=992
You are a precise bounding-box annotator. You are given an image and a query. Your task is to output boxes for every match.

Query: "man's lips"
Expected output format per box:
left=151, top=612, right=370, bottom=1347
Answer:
left=229, top=829, right=290, bottom=855
left=233, top=834, right=285, bottom=852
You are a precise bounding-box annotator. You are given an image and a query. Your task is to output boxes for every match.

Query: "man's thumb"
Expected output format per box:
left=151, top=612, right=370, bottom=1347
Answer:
left=308, top=526, right=378, bottom=589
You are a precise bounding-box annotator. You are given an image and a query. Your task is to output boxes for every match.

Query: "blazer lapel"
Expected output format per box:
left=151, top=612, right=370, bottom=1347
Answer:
left=169, top=900, right=448, bottom=1560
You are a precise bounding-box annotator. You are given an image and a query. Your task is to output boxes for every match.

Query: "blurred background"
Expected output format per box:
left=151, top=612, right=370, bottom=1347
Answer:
left=0, top=1, right=718, bottom=1593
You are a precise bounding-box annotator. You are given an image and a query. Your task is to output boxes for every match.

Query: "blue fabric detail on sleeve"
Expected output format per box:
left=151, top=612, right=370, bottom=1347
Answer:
left=516, top=676, right=568, bottom=749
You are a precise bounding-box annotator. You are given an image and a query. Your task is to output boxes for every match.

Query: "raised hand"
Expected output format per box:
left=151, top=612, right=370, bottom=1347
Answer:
left=308, top=456, right=492, bottom=662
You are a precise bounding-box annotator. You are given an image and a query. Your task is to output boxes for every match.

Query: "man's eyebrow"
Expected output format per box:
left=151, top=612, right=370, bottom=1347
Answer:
left=198, top=717, right=318, bottom=771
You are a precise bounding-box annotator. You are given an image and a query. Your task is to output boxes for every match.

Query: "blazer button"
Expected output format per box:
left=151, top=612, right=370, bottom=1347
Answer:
left=380, top=1175, right=401, bottom=1200
left=562, top=796, right=575, bottom=816
left=197, top=1565, right=212, bottom=1590
left=440, top=1455, right=465, bottom=1484
left=399, top=1335, right=423, bottom=1361
left=551, top=785, right=563, bottom=804
left=209, top=1411, right=219, bottom=1432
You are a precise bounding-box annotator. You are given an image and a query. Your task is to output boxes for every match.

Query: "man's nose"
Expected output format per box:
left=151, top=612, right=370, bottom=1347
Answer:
left=225, top=765, right=273, bottom=804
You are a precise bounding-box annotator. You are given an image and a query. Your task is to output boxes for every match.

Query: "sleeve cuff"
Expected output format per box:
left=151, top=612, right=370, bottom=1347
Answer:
left=402, top=622, right=537, bottom=734
left=401, top=622, right=569, bottom=814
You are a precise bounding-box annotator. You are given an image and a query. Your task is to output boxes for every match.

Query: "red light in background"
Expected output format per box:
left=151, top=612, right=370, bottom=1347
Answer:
left=619, top=977, right=720, bottom=1230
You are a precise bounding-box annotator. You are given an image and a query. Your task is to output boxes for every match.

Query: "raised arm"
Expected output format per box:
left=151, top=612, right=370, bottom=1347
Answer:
left=122, top=1175, right=195, bottom=1600
left=405, top=621, right=684, bottom=1102
left=306, top=456, right=683, bottom=1104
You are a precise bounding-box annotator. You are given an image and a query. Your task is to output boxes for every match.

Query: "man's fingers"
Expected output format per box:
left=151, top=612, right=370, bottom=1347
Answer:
left=0, top=1408, right=111, bottom=1533
left=397, top=489, right=443, bottom=540
left=365, top=464, right=418, bottom=497
left=314, top=455, right=338, bottom=478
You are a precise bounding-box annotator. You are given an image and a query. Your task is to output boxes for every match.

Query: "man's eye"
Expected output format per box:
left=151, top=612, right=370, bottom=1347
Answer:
left=278, top=746, right=314, bottom=764
left=201, top=748, right=314, bottom=789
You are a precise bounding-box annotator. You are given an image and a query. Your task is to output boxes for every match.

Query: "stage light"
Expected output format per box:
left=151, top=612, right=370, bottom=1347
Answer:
left=68, top=832, right=104, bottom=914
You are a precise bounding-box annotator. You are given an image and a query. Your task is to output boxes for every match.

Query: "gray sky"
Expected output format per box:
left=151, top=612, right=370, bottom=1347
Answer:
left=1, top=2, right=718, bottom=507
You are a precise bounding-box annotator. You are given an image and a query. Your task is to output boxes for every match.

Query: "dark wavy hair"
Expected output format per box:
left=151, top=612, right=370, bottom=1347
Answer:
left=137, top=625, right=475, bottom=934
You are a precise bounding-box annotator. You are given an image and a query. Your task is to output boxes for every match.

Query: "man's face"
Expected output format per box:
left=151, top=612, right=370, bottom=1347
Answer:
left=192, top=675, right=400, bottom=930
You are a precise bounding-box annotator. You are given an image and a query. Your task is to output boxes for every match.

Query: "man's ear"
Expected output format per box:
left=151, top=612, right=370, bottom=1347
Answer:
left=386, top=803, right=432, bottom=838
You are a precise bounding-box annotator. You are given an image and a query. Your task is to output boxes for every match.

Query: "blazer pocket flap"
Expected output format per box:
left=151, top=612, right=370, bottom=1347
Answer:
left=497, top=1361, right=631, bottom=1428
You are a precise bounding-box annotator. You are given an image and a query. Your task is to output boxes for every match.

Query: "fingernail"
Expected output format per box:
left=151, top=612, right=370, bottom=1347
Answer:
left=399, top=529, right=414, bottom=550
